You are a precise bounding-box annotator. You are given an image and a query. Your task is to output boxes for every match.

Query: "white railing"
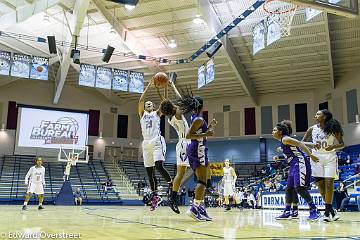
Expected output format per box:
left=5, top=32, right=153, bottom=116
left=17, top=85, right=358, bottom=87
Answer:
left=110, top=158, right=136, bottom=195
left=344, top=174, right=360, bottom=190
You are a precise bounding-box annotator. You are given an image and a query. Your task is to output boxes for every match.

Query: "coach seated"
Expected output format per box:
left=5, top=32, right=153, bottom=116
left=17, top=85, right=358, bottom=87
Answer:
left=74, top=188, right=83, bottom=206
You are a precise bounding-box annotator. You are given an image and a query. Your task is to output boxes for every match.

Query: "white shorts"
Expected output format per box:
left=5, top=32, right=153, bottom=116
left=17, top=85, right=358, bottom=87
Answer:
left=27, top=182, right=44, bottom=195
left=176, top=139, right=190, bottom=167
left=224, top=182, right=234, bottom=197
left=142, top=136, right=166, bottom=168
left=311, top=151, right=338, bottom=179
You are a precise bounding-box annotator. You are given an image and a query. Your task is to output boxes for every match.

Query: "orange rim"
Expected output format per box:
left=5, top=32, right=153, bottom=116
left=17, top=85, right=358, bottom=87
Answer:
left=263, top=0, right=298, bottom=15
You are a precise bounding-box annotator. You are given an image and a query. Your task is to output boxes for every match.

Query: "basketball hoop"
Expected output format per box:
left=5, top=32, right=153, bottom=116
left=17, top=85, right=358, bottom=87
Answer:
left=69, top=154, right=79, bottom=166
left=263, top=0, right=298, bottom=37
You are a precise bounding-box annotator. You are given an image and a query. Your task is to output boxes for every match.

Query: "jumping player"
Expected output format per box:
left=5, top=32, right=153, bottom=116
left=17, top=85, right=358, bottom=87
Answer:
left=302, top=109, right=344, bottom=222
left=221, top=159, right=240, bottom=211
left=22, top=157, right=45, bottom=211
left=272, top=120, right=321, bottom=221
left=159, top=81, right=191, bottom=214
left=138, top=79, right=173, bottom=211
left=175, top=94, right=217, bottom=221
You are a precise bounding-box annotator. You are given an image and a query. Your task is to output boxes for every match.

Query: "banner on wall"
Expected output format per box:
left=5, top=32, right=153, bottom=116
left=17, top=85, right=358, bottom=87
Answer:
left=30, top=56, right=49, bottom=80
left=129, top=71, right=144, bottom=93
left=261, top=192, right=325, bottom=210
left=95, top=66, right=112, bottom=89
left=0, top=51, right=11, bottom=76
left=17, top=107, right=89, bottom=149
left=206, top=59, right=215, bottom=84
left=253, top=20, right=265, bottom=55
left=11, top=53, right=31, bottom=78
left=209, top=163, right=224, bottom=176
left=112, top=69, right=128, bottom=91
left=79, top=64, right=96, bottom=87
left=198, top=64, right=206, bottom=89
left=305, top=8, right=322, bottom=21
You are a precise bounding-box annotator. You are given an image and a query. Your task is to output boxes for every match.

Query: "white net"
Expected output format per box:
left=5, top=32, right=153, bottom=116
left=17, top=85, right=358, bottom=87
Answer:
left=264, top=0, right=298, bottom=37
left=69, top=154, right=79, bottom=166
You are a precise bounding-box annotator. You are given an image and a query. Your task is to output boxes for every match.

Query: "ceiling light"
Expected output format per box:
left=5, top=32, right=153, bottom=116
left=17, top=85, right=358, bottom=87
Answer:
left=125, top=4, right=136, bottom=10
left=193, top=14, right=203, bottom=24
left=168, top=39, right=177, bottom=48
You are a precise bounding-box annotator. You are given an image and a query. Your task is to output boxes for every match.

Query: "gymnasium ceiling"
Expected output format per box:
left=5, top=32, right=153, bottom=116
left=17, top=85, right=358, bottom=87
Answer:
left=0, top=0, right=359, bottom=104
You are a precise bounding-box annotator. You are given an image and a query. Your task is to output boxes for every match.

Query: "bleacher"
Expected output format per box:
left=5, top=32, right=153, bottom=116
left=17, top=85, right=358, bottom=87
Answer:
left=233, top=163, right=266, bottom=187
left=338, top=144, right=360, bottom=182
left=0, top=155, right=121, bottom=204
left=117, top=160, right=176, bottom=194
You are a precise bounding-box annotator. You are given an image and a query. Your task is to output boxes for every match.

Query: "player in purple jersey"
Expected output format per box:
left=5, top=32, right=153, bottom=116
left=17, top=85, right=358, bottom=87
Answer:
left=174, top=94, right=217, bottom=221
left=272, top=120, right=321, bottom=221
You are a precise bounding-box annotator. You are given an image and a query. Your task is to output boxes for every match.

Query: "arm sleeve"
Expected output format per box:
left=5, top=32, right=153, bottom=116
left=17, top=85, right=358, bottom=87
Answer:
left=25, top=167, right=32, bottom=184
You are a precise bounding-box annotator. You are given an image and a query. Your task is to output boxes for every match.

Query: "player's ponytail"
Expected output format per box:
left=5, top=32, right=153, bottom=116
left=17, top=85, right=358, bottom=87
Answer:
left=174, top=93, right=203, bottom=114
left=321, top=109, right=343, bottom=136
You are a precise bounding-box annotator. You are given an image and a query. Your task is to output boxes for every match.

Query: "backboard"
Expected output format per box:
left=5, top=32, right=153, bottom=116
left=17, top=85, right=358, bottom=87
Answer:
left=282, top=0, right=358, bottom=17
left=58, top=145, right=89, bottom=165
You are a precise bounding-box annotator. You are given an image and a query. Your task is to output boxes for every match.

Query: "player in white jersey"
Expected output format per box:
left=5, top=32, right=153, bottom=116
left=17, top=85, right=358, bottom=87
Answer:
left=22, top=157, right=45, bottom=211
left=139, top=79, right=173, bottom=211
left=302, top=109, right=344, bottom=222
left=159, top=81, right=191, bottom=214
left=221, top=159, right=240, bottom=211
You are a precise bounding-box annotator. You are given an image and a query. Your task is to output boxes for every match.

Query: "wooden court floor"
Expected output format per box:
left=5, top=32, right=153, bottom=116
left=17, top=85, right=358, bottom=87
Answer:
left=0, top=205, right=359, bottom=239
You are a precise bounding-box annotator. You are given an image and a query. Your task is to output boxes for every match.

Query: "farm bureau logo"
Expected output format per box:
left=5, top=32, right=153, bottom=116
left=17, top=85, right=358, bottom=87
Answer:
left=30, top=117, right=79, bottom=145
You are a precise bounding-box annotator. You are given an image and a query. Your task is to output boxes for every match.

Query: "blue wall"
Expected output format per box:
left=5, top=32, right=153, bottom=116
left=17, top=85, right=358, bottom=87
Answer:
left=166, top=138, right=282, bottom=163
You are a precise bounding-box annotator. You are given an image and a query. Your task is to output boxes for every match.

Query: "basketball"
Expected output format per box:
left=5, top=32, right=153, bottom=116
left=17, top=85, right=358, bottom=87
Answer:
left=153, top=72, right=169, bottom=87
left=36, top=65, right=43, bottom=72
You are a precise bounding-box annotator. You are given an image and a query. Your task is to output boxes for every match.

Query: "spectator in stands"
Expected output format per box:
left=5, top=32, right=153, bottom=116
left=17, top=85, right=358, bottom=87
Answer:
left=357, top=154, right=360, bottom=163
left=339, top=191, right=354, bottom=212
left=335, top=181, right=348, bottom=211
left=338, top=168, right=343, bottom=181
left=264, top=179, right=272, bottom=190
left=346, top=155, right=352, bottom=166
left=269, top=183, right=277, bottom=192
left=338, top=154, right=347, bottom=166
left=143, top=187, right=151, bottom=206
left=354, top=163, right=360, bottom=176
left=103, top=179, right=116, bottom=193
left=247, top=191, right=256, bottom=209
left=74, top=188, right=83, bottom=206
left=137, top=179, right=146, bottom=196
left=275, top=180, right=284, bottom=191
left=275, top=171, right=282, bottom=181
left=256, top=188, right=263, bottom=208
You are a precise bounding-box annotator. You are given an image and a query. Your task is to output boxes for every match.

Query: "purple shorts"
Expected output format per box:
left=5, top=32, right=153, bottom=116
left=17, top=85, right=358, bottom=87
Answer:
left=187, top=141, right=208, bottom=170
left=287, top=156, right=311, bottom=188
